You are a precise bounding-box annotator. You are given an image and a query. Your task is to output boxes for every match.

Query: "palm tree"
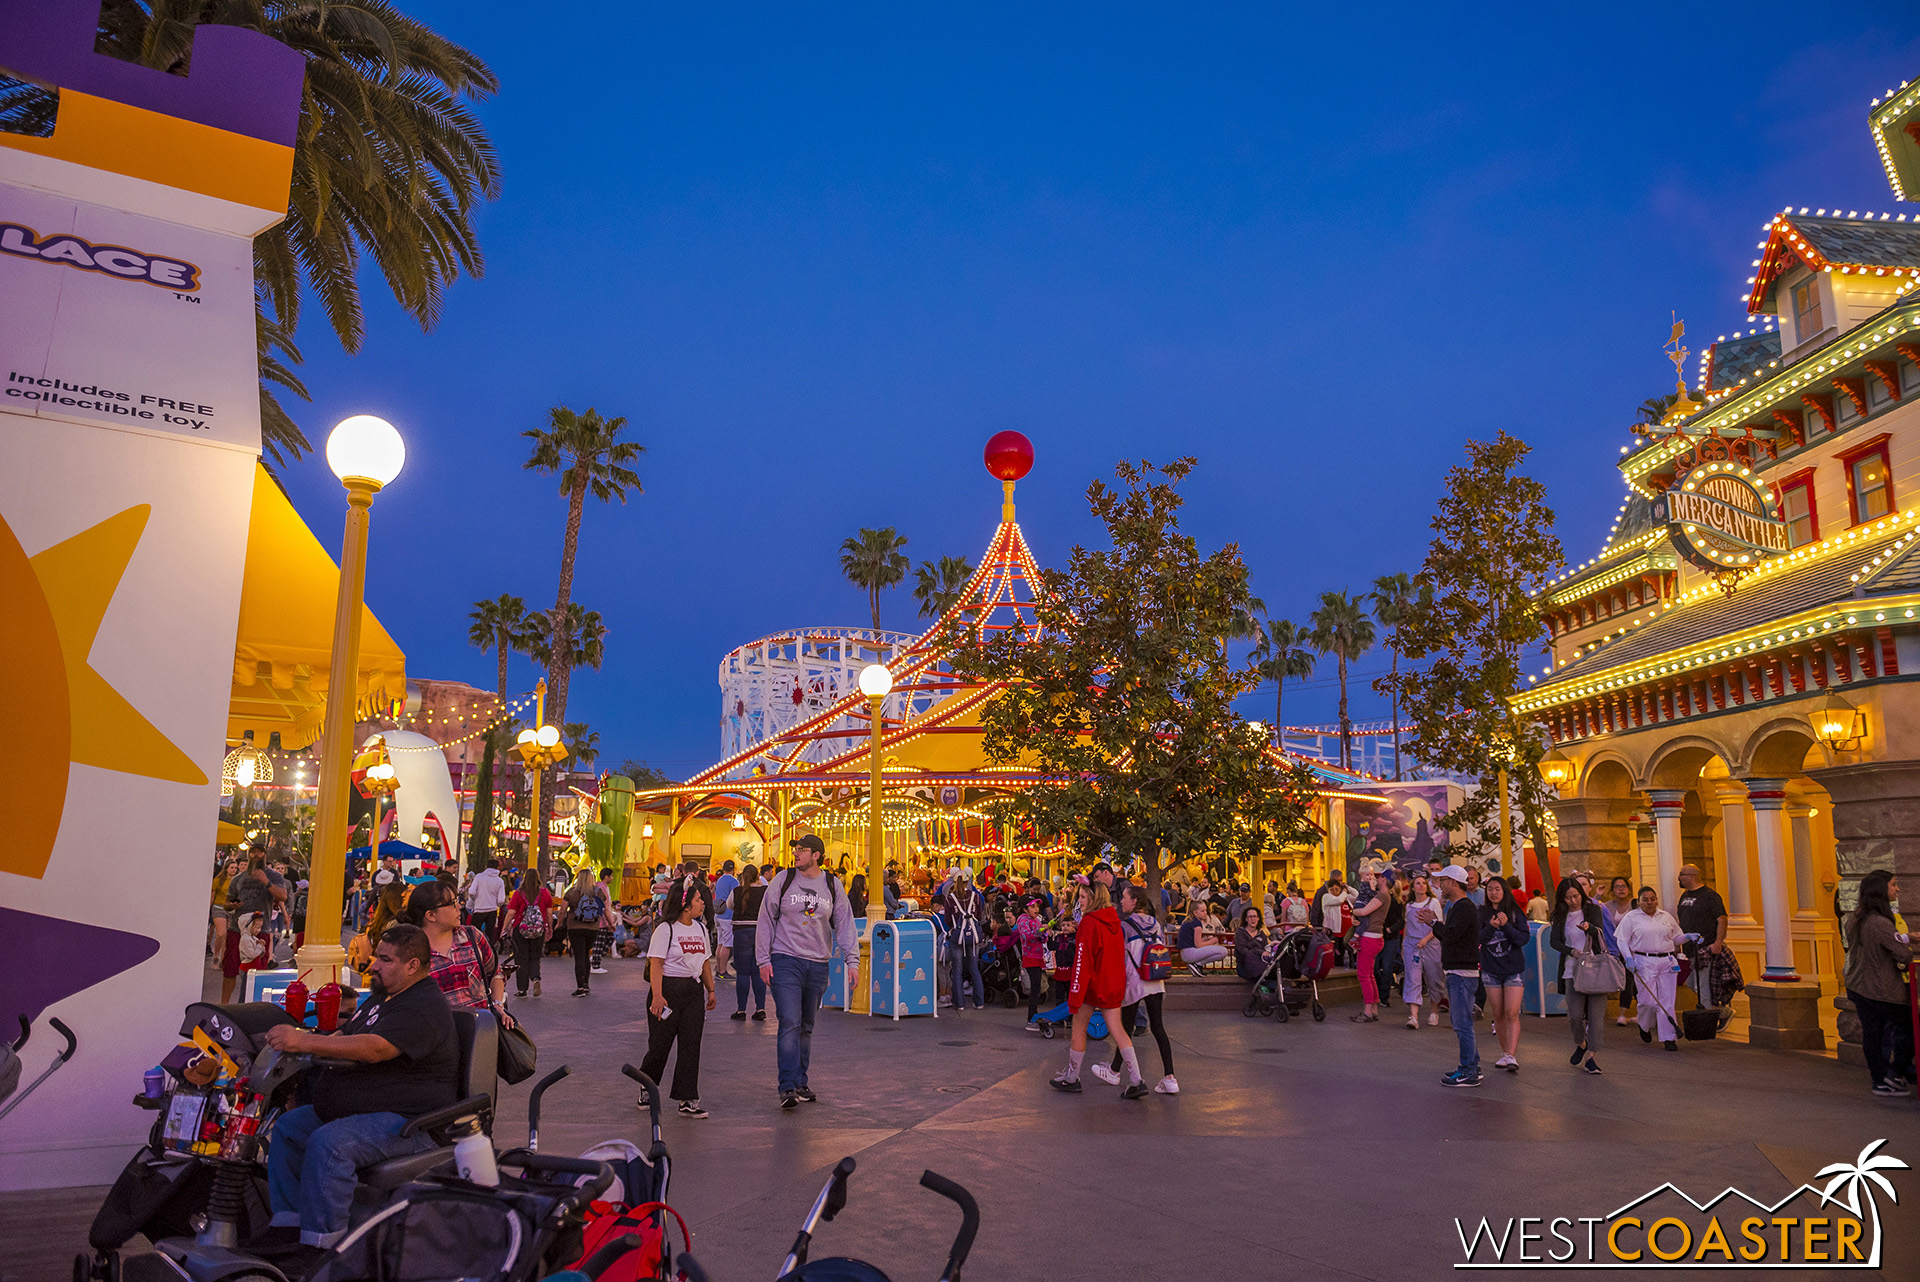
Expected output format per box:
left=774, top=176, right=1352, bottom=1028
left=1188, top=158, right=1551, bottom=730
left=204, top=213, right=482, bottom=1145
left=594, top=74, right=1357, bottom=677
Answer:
left=1631, top=392, right=1680, bottom=434
left=524, top=603, right=608, bottom=677
left=523, top=407, right=642, bottom=729
left=560, top=723, right=600, bottom=769
left=1309, top=591, right=1377, bottom=771
left=465, top=594, right=530, bottom=862
left=467, top=595, right=531, bottom=705
left=1253, top=618, right=1316, bottom=751
left=1368, top=573, right=1421, bottom=780
left=913, top=555, right=975, bottom=619
left=0, top=3, right=502, bottom=466
left=1817, top=1139, right=1908, bottom=1263
left=840, top=528, right=910, bottom=631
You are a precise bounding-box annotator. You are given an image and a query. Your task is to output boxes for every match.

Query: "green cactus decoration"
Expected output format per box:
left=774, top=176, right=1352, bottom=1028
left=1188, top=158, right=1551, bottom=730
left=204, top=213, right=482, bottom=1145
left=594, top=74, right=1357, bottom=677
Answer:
left=601, top=775, right=634, bottom=899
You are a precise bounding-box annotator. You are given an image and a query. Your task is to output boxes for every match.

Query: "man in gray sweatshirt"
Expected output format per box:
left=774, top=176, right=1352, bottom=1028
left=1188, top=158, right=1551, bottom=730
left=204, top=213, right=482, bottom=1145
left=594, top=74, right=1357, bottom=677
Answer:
left=757, top=834, right=859, bottom=1108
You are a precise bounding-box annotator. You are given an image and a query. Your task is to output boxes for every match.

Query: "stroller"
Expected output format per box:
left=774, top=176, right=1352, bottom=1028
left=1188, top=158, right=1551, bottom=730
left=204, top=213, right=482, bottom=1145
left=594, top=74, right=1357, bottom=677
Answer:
left=976, top=941, right=1024, bottom=1009
left=1243, top=928, right=1335, bottom=1023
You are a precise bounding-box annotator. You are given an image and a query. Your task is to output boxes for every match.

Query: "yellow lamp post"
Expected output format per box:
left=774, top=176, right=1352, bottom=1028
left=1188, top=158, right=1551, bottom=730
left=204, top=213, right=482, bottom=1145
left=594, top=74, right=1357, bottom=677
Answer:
left=858, top=663, right=893, bottom=921
left=297, top=414, right=405, bottom=982
left=513, top=678, right=570, bottom=870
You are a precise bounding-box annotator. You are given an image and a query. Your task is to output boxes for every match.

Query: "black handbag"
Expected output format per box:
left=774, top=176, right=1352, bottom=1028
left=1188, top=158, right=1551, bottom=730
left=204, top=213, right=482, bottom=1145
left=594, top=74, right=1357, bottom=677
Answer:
left=496, top=1022, right=537, bottom=1085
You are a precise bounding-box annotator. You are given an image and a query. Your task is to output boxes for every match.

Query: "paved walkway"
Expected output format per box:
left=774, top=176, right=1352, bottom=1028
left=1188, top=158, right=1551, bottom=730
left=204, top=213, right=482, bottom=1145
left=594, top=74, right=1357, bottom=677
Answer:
left=6, top=952, right=1914, bottom=1280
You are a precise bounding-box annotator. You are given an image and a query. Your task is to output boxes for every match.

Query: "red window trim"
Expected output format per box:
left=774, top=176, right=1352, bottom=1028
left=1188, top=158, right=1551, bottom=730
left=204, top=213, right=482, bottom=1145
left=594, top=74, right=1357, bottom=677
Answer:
left=1774, top=468, right=1819, bottom=545
left=1838, top=433, right=1895, bottom=527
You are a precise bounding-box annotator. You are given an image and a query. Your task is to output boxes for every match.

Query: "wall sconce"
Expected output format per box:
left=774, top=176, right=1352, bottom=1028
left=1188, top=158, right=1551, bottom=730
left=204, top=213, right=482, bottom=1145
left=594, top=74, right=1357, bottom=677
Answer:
left=1808, top=691, right=1866, bottom=751
left=731, top=811, right=747, bottom=831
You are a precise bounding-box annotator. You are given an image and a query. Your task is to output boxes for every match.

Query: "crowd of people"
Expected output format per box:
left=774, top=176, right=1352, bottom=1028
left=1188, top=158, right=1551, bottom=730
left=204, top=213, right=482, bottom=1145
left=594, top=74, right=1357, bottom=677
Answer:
left=211, top=837, right=1911, bottom=1118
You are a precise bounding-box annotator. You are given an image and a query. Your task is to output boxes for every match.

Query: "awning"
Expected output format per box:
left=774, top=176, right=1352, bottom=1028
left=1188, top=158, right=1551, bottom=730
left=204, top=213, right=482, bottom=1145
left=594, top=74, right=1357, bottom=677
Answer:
left=227, top=464, right=406, bottom=750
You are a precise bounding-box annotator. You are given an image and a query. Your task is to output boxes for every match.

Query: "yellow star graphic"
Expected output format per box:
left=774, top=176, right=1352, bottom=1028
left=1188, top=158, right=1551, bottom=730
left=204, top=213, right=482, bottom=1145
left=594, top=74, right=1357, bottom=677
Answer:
left=0, top=504, right=206, bottom=881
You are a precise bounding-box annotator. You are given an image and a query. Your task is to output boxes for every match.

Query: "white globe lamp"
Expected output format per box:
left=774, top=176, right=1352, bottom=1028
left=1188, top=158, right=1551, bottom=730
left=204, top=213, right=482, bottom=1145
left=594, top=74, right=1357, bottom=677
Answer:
left=326, top=414, right=406, bottom=488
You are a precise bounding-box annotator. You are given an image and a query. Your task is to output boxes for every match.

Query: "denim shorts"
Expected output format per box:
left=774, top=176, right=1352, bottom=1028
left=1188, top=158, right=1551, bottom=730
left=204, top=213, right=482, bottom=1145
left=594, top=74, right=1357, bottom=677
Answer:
left=1484, top=972, right=1525, bottom=990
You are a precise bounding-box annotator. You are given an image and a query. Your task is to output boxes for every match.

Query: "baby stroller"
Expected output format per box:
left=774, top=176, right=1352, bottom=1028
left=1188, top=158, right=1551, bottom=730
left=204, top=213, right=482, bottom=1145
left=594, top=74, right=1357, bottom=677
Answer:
left=1243, top=928, right=1335, bottom=1023
left=977, top=941, right=1024, bottom=1009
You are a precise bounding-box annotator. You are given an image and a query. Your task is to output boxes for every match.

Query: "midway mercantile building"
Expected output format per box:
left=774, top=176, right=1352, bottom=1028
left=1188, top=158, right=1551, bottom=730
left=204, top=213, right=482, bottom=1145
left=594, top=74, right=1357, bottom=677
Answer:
left=1515, top=73, right=1920, bottom=1059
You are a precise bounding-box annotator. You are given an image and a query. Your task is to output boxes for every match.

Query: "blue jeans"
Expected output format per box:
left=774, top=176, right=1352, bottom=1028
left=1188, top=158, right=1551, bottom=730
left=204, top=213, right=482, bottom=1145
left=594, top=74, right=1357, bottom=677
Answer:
left=267, top=1106, right=428, bottom=1247
left=1446, top=973, right=1481, bottom=1074
left=950, top=938, right=985, bottom=1009
left=771, top=953, right=828, bottom=1094
left=734, top=925, right=767, bottom=1012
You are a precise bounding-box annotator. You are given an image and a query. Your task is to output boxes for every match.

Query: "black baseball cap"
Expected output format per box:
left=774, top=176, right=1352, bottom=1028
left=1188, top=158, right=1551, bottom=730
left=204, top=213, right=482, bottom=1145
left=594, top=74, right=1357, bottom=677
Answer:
left=791, top=834, right=825, bottom=854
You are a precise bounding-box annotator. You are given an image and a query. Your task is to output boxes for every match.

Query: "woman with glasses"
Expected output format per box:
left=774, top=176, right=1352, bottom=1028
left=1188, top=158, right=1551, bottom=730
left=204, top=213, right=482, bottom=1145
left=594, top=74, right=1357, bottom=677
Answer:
left=402, top=880, right=514, bottom=1028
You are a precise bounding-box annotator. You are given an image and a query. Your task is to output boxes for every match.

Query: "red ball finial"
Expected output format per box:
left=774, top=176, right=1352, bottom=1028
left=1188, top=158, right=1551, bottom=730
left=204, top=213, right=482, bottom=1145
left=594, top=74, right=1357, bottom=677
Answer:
left=983, top=431, right=1034, bottom=481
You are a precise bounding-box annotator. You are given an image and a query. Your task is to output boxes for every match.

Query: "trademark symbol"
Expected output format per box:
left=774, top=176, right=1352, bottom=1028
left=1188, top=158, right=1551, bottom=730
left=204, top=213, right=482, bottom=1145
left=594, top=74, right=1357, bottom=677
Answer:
left=173, top=292, right=201, bottom=304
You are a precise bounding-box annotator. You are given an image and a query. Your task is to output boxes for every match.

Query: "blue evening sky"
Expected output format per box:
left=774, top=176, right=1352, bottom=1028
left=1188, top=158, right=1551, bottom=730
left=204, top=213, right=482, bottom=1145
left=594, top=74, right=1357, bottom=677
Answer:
left=274, top=3, right=1920, bottom=776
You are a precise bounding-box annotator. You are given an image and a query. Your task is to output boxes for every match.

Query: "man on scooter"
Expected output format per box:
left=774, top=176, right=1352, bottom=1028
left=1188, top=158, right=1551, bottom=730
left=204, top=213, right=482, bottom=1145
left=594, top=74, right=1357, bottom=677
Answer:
left=260, top=924, right=458, bottom=1248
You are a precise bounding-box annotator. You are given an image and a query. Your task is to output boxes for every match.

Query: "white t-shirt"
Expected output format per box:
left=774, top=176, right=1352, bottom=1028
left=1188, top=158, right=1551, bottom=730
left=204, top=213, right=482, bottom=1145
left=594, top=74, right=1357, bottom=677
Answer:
left=647, top=921, right=712, bottom=979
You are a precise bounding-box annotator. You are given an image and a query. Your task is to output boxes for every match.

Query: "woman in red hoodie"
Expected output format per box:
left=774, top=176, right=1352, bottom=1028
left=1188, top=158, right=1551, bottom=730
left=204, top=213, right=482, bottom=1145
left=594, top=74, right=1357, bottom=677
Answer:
left=1051, top=879, right=1146, bottom=1098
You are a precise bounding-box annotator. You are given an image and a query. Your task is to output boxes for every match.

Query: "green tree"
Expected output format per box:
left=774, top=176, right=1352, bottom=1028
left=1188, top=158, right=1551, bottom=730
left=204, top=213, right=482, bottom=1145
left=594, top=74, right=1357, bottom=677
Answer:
left=1368, top=572, right=1425, bottom=780
left=1252, top=617, right=1316, bottom=750
left=0, top=2, right=502, bottom=465
left=1378, top=432, right=1564, bottom=886
left=912, top=555, right=975, bottom=619
left=949, top=458, right=1324, bottom=916
left=614, top=759, right=675, bottom=789
left=840, top=527, right=910, bottom=631
left=1308, top=591, right=1376, bottom=771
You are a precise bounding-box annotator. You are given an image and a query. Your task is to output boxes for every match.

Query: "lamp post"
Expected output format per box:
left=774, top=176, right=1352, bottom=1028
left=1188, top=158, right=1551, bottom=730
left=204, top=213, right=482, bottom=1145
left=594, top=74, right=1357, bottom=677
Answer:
left=297, top=414, right=405, bottom=982
left=858, top=664, right=893, bottom=927
left=513, top=679, right=569, bottom=873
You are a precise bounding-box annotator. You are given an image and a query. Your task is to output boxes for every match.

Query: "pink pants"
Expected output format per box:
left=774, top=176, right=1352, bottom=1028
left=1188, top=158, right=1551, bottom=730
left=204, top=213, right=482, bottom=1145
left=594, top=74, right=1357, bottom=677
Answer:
left=1356, top=934, right=1384, bottom=1004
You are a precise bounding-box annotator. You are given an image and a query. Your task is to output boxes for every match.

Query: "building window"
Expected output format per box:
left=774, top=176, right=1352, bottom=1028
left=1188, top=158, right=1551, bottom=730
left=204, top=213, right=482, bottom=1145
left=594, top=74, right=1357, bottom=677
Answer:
left=1779, top=475, right=1817, bottom=546
left=1792, top=278, right=1825, bottom=339
left=1840, top=437, right=1895, bottom=526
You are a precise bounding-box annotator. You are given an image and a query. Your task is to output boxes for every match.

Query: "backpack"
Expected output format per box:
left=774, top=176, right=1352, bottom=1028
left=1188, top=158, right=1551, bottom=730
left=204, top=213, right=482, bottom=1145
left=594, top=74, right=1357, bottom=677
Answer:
left=574, top=889, right=604, bottom=924
left=1124, top=916, right=1173, bottom=982
left=767, top=868, right=839, bottom=923
left=518, top=897, right=547, bottom=935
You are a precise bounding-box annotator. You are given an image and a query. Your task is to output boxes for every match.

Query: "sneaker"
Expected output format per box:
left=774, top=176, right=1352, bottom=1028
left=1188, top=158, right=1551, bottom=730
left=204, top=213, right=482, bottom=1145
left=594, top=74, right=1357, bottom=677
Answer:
left=1615, top=1015, right=1630, bottom=1026
left=591, top=966, right=608, bottom=975
left=1583, top=1057, right=1602, bottom=1075
left=1090, top=1064, right=1122, bottom=1086
left=1154, top=1075, right=1179, bottom=1094
left=1639, top=1027, right=1653, bottom=1044
left=1570, top=1045, right=1587, bottom=1066
left=1502, top=1057, right=1519, bottom=1074
left=1025, top=1020, right=1046, bottom=1033
left=1348, top=1013, right=1378, bottom=1023
left=1493, top=1054, right=1514, bottom=1070
left=1049, top=1074, right=1083, bottom=1093
left=730, top=1010, right=747, bottom=1021
left=1663, top=1040, right=1678, bottom=1052
left=532, top=981, right=541, bottom=998
left=515, top=990, right=529, bottom=1000
left=1187, top=964, right=1206, bottom=978
left=752, top=1010, right=767, bottom=1021
left=780, top=1091, right=800, bottom=1110
left=1442, top=1070, right=1484, bottom=1088
left=678, top=1100, right=709, bottom=1118
left=1120, top=1082, right=1149, bottom=1100
left=794, top=1086, right=818, bottom=1103
left=1428, top=1012, right=1439, bottom=1026
left=1405, top=1017, right=1419, bottom=1029
left=1871, top=1082, right=1906, bottom=1097
left=573, top=988, right=589, bottom=997
left=1887, top=1076, right=1910, bottom=1090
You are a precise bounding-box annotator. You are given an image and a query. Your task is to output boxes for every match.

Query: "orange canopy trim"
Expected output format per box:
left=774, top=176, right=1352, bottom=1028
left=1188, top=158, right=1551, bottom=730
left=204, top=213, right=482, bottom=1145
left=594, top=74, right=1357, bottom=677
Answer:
left=228, top=464, right=406, bottom=750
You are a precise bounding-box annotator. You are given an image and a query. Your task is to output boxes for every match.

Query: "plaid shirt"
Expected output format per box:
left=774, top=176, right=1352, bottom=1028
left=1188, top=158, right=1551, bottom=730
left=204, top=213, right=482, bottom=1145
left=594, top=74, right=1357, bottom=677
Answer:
left=429, top=924, right=496, bottom=1010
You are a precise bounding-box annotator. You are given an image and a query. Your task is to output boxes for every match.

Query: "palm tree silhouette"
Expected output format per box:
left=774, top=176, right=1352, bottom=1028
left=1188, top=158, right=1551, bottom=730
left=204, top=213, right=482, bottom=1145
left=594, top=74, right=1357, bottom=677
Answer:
left=1368, top=573, right=1425, bottom=780
left=1818, top=1139, right=1908, bottom=1261
left=1309, top=591, right=1377, bottom=771
left=1252, top=617, right=1316, bottom=751
left=841, top=527, right=910, bottom=630
left=913, top=555, right=976, bottom=620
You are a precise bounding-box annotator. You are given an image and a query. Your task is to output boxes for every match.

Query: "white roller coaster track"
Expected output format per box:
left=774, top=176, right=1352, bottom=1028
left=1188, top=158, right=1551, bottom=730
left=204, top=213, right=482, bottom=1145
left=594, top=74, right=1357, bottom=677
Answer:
left=718, top=625, right=925, bottom=769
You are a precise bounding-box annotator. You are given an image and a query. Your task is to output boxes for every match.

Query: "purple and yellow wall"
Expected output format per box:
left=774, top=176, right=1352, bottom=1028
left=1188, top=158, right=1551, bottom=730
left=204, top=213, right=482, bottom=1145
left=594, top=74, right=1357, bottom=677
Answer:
left=0, top=0, right=304, bottom=1188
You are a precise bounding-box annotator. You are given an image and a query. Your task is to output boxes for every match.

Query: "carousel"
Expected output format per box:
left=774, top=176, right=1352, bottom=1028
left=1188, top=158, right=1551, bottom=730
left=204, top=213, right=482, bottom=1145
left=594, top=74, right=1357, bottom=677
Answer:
left=632, top=434, right=1387, bottom=895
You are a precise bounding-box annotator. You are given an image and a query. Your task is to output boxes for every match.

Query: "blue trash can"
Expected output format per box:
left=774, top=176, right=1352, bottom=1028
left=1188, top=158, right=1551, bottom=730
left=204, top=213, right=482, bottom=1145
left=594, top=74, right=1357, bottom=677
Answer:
left=871, top=919, right=940, bottom=1018
left=1521, top=920, right=1567, bottom=1016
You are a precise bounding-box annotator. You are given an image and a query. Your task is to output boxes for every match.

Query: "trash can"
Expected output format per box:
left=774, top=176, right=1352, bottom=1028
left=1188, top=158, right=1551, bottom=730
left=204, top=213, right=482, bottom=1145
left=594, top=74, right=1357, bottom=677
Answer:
left=1521, top=920, right=1566, bottom=1016
left=870, top=919, right=939, bottom=1019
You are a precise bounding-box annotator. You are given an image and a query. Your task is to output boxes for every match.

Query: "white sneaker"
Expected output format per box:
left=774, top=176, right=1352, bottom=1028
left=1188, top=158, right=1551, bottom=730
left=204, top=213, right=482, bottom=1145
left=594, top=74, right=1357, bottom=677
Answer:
left=1615, top=1015, right=1630, bottom=1026
left=591, top=966, right=608, bottom=975
left=1154, top=1075, right=1180, bottom=1094
left=1090, top=1063, right=1122, bottom=1086
left=1492, top=1054, right=1514, bottom=1069
left=1428, top=1012, right=1438, bottom=1026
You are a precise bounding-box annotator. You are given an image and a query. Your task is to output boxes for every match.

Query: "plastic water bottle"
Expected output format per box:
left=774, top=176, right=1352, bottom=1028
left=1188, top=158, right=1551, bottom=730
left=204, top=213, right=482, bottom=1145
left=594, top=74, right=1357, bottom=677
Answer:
left=452, top=1129, right=499, bottom=1187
